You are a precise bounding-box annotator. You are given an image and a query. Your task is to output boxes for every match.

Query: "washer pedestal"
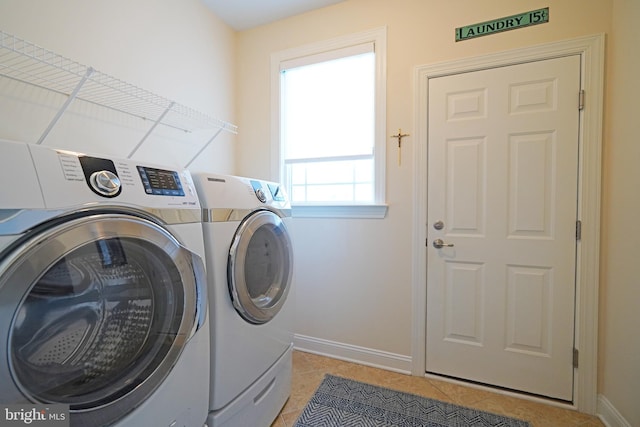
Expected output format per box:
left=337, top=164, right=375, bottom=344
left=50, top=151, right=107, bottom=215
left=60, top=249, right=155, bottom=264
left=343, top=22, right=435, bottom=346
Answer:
left=208, top=345, right=292, bottom=427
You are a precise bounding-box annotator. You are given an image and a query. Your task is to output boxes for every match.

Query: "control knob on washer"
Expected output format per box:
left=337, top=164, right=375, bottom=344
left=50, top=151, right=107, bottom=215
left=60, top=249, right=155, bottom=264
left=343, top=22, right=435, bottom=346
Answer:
left=255, top=188, right=267, bottom=203
left=90, top=170, right=121, bottom=197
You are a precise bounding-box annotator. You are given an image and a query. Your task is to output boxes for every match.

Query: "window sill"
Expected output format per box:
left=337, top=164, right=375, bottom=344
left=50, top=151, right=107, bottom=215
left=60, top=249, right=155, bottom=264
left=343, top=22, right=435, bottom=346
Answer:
left=291, top=204, right=388, bottom=219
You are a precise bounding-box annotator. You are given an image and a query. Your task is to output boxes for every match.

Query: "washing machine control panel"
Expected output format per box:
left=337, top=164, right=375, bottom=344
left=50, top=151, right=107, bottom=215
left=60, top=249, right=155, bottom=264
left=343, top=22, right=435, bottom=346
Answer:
left=137, top=166, right=185, bottom=197
left=90, top=170, right=121, bottom=197
left=26, top=144, right=201, bottom=209
left=79, top=156, right=122, bottom=198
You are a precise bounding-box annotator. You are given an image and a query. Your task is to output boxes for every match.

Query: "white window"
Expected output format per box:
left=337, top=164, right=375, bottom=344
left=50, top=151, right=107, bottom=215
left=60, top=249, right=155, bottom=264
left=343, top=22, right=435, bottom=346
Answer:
left=271, top=28, right=387, bottom=218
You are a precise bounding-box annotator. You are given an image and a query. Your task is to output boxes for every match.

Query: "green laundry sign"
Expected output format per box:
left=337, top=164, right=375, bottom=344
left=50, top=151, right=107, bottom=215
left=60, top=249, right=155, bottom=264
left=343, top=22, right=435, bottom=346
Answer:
left=456, top=8, right=549, bottom=42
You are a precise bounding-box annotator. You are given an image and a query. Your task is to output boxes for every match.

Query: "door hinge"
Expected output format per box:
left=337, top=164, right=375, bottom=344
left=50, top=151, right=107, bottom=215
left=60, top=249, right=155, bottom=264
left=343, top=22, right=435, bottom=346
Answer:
left=576, top=220, right=582, bottom=241
left=579, top=89, right=585, bottom=110
left=573, top=348, right=579, bottom=368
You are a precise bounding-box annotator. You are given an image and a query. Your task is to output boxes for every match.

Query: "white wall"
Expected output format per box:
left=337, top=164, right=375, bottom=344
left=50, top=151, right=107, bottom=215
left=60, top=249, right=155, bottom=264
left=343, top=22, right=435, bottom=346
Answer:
left=0, top=0, right=236, bottom=172
left=598, top=1, right=640, bottom=426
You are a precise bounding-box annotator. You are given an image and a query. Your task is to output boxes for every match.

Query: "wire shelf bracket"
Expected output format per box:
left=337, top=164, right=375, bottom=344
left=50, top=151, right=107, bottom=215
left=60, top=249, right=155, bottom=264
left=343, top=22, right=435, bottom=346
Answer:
left=36, top=67, right=95, bottom=145
left=0, top=30, right=238, bottom=158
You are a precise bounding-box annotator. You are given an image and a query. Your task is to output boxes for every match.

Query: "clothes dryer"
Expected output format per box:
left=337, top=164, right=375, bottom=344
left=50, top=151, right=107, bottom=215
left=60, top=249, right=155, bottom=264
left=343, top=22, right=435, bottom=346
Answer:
left=0, top=140, right=209, bottom=427
left=192, top=173, right=294, bottom=427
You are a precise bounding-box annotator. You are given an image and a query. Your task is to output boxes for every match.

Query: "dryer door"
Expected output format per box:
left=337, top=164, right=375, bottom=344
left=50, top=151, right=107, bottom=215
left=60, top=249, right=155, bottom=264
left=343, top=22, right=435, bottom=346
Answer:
left=0, top=212, right=205, bottom=426
left=228, top=209, right=293, bottom=324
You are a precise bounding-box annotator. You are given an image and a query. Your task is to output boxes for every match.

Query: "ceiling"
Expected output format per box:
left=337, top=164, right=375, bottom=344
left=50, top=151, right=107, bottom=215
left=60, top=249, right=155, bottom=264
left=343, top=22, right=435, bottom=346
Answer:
left=202, top=0, right=346, bottom=31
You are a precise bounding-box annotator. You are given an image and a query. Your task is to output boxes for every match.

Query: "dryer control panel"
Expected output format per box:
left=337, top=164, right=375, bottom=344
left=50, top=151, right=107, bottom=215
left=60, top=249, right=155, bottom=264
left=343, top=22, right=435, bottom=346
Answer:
left=250, top=180, right=268, bottom=203
left=192, top=173, right=290, bottom=214
left=250, top=180, right=286, bottom=204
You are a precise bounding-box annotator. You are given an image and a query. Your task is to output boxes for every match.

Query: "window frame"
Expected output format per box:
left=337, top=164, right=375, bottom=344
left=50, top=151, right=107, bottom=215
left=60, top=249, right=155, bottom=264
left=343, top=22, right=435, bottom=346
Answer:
left=270, top=27, right=388, bottom=219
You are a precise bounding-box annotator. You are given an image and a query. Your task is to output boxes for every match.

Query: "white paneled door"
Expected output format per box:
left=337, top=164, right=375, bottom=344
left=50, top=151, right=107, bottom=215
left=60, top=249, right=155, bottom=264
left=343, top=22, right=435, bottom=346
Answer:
left=426, top=55, right=581, bottom=401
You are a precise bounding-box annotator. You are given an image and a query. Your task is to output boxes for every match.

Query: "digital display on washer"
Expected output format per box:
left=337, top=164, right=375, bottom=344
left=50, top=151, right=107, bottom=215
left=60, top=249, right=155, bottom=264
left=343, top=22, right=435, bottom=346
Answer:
left=137, top=166, right=185, bottom=196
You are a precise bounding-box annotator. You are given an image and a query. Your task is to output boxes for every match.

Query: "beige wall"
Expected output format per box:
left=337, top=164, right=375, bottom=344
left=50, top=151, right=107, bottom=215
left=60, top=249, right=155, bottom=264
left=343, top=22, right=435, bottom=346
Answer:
left=236, top=0, right=611, bottom=178
left=599, top=0, right=640, bottom=425
left=236, top=1, right=609, bottom=347
left=234, top=0, right=640, bottom=423
left=0, top=0, right=237, bottom=171
left=1, top=0, right=638, bottom=424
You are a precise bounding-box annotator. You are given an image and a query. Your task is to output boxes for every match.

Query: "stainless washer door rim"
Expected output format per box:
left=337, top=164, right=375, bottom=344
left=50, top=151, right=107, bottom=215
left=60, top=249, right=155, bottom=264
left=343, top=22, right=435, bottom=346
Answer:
left=0, top=212, right=205, bottom=426
left=227, top=209, right=293, bottom=324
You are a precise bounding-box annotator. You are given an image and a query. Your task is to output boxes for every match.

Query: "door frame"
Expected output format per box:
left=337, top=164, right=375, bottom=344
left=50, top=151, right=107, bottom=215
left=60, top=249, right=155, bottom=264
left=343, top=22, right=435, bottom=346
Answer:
left=411, top=34, right=604, bottom=414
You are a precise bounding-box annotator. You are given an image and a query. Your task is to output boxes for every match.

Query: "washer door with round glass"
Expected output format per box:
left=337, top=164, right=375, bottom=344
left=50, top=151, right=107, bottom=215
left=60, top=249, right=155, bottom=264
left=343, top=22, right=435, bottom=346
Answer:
left=228, top=209, right=293, bottom=324
left=0, top=211, right=205, bottom=427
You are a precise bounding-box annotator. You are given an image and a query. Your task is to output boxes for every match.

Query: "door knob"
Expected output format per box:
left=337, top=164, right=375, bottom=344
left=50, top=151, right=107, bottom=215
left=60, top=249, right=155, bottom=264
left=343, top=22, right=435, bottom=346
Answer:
left=432, top=239, right=454, bottom=249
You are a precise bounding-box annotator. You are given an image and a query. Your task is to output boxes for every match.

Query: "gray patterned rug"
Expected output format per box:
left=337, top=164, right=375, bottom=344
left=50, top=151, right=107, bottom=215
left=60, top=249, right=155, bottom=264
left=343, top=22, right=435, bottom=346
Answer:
left=295, top=374, right=531, bottom=427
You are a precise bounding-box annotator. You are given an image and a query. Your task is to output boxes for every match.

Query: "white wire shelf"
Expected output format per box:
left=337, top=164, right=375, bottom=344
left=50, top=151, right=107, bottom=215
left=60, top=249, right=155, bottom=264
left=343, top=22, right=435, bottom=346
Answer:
left=0, top=30, right=237, bottom=161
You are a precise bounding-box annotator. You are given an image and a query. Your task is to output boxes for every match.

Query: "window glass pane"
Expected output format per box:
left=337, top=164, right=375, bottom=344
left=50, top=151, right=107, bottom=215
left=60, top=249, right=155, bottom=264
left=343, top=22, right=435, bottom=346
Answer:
left=305, top=161, right=354, bottom=184
left=279, top=30, right=385, bottom=207
left=354, top=184, right=374, bottom=202
left=307, top=184, right=353, bottom=202
left=354, top=158, right=374, bottom=182
left=290, top=185, right=307, bottom=202
left=290, top=163, right=306, bottom=183
left=286, top=158, right=374, bottom=203
left=282, top=52, right=374, bottom=161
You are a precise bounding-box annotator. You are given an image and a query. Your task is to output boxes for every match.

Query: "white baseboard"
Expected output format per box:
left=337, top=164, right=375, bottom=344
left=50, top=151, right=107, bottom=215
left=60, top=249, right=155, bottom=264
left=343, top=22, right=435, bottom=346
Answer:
left=597, top=395, right=632, bottom=427
left=293, top=334, right=412, bottom=374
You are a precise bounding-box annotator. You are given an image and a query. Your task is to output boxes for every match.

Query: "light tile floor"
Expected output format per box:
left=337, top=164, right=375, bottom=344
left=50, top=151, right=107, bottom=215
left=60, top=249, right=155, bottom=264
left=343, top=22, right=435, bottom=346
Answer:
left=272, top=351, right=605, bottom=427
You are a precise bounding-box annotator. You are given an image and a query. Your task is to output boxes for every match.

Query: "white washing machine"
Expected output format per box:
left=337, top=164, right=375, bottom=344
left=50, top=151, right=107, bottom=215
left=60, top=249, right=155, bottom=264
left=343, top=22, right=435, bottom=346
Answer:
left=0, top=140, right=209, bottom=427
left=192, top=173, right=294, bottom=427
